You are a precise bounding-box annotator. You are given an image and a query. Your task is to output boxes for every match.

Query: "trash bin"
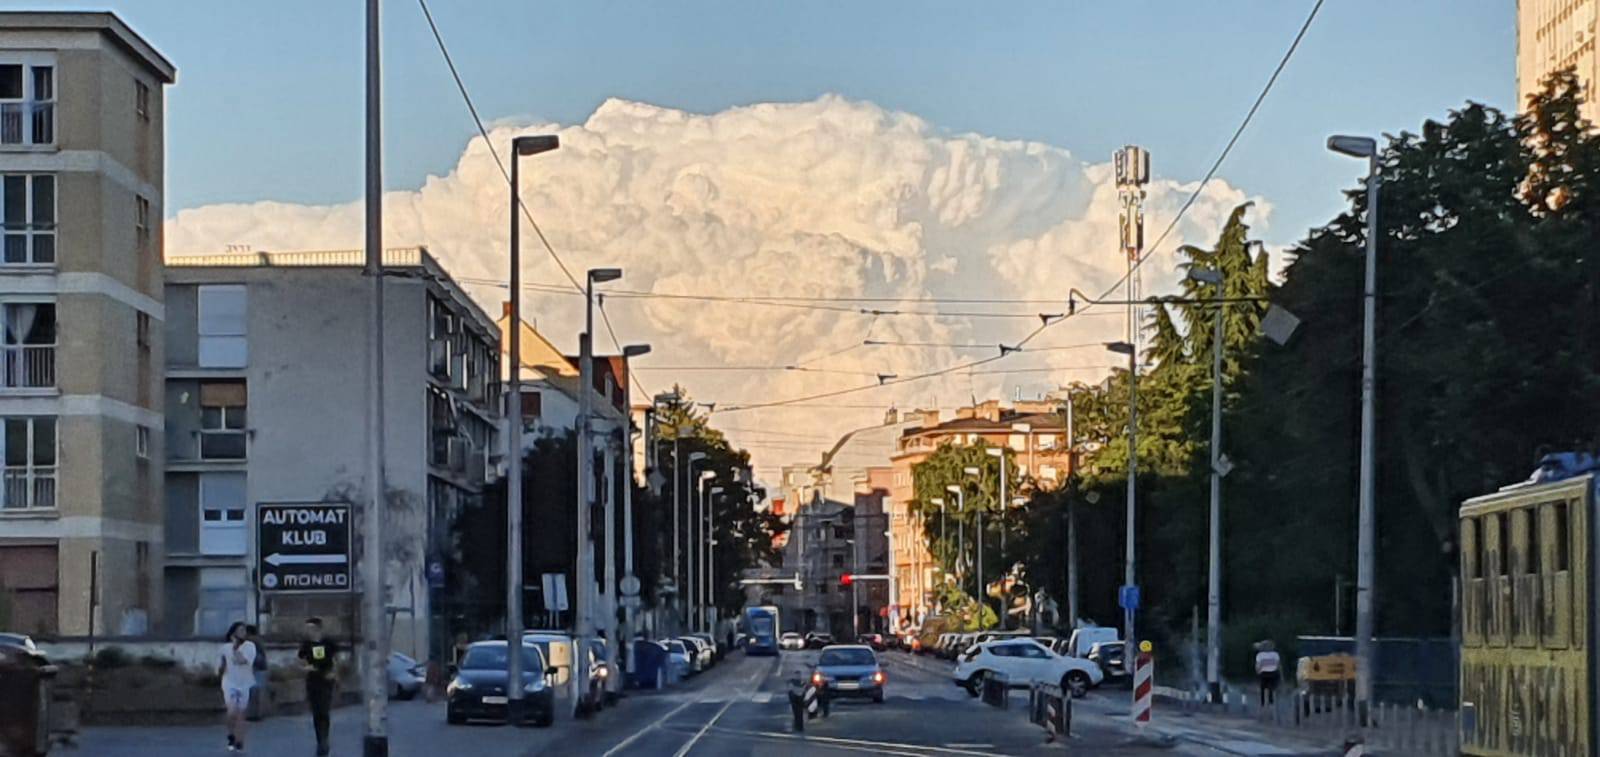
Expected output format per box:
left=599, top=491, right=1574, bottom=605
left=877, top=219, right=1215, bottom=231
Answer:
left=0, top=642, right=57, bottom=757
left=629, top=641, right=670, bottom=690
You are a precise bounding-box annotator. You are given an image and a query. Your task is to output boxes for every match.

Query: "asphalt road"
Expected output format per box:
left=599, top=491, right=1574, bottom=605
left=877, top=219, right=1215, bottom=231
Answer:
left=74, top=649, right=1219, bottom=756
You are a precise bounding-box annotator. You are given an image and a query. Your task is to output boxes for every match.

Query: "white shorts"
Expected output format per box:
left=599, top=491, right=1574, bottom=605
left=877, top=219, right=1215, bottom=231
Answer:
left=222, top=685, right=251, bottom=712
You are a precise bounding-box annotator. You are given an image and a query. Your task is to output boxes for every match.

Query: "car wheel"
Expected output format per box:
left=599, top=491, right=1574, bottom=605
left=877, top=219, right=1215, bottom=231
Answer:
left=1064, top=671, right=1091, bottom=698
left=446, top=709, right=465, bottom=725
left=535, top=706, right=554, bottom=727
left=964, top=672, right=984, bottom=697
left=872, top=691, right=885, bottom=704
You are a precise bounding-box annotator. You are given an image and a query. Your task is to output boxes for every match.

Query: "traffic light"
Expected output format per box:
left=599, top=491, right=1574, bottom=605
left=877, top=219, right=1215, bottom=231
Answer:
left=839, top=574, right=853, bottom=587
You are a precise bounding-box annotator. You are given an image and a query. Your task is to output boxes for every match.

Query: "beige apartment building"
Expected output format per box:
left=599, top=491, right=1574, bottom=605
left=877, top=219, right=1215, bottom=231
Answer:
left=0, top=13, right=174, bottom=636
left=1517, top=0, right=1599, bottom=120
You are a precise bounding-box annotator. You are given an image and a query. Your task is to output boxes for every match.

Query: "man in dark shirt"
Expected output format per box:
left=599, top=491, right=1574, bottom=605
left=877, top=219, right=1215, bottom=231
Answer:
left=297, top=617, right=337, bottom=756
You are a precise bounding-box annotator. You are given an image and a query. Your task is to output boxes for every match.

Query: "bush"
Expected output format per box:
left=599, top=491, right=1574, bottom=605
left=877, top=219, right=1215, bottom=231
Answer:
left=92, top=646, right=131, bottom=669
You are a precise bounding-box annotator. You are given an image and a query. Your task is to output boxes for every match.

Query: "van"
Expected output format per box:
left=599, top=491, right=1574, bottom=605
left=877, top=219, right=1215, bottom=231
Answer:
left=1065, top=626, right=1120, bottom=658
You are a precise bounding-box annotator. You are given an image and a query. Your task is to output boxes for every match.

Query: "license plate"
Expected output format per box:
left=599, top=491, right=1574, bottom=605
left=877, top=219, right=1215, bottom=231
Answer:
left=481, top=696, right=508, bottom=705
left=835, top=681, right=859, bottom=690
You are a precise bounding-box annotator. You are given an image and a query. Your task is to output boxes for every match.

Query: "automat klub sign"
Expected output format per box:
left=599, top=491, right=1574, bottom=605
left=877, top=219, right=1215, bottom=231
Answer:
left=257, top=502, right=352, bottom=593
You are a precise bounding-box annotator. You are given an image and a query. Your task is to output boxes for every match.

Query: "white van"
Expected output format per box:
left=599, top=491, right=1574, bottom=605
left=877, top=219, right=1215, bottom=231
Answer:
left=1065, top=626, right=1119, bottom=658
left=522, top=631, right=576, bottom=686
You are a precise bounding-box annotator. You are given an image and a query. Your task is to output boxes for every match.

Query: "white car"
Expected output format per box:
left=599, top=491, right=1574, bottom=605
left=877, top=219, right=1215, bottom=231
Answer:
left=779, top=632, right=805, bottom=651
left=952, top=638, right=1104, bottom=698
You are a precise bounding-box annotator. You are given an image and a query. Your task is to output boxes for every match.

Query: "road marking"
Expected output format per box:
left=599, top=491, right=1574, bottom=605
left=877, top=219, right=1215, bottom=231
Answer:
left=752, top=692, right=773, bottom=704
left=721, top=728, right=1018, bottom=757
left=671, top=658, right=770, bottom=757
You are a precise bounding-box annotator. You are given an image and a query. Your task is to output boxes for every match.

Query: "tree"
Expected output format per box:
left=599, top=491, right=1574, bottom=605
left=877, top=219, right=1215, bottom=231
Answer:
left=910, top=441, right=1022, bottom=626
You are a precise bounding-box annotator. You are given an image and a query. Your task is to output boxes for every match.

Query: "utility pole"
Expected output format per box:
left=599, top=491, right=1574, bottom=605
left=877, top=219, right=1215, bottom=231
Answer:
left=1194, top=268, right=1226, bottom=703
left=361, top=0, right=388, bottom=752
left=1064, top=388, right=1078, bottom=629
left=1115, top=145, right=1149, bottom=671
left=602, top=434, right=617, bottom=675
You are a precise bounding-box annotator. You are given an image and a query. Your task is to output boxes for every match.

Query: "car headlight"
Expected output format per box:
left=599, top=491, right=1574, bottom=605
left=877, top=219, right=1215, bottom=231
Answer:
left=597, top=666, right=609, bottom=678
left=524, top=680, right=541, bottom=693
left=447, top=678, right=472, bottom=694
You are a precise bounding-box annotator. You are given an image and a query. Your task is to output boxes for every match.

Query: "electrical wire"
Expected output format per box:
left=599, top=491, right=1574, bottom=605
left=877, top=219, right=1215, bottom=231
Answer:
left=595, top=295, right=654, bottom=401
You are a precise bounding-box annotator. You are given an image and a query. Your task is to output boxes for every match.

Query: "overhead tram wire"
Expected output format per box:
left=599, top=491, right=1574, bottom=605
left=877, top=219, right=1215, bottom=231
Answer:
left=595, top=295, right=655, bottom=401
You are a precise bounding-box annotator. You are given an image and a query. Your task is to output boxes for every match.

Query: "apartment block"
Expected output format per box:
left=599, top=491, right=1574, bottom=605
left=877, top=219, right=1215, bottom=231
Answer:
left=0, top=13, right=174, bottom=637
left=1517, top=0, right=1599, bottom=121
left=161, top=248, right=499, bottom=660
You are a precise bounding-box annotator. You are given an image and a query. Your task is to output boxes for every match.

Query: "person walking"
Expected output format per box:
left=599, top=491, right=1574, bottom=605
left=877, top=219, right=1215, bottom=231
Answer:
left=298, top=617, right=338, bottom=757
left=1254, top=640, right=1282, bottom=707
left=245, top=625, right=268, bottom=721
left=219, top=621, right=257, bottom=753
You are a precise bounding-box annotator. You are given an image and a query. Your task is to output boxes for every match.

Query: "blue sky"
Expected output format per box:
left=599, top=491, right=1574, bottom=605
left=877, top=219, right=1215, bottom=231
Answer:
left=25, top=0, right=1511, bottom=246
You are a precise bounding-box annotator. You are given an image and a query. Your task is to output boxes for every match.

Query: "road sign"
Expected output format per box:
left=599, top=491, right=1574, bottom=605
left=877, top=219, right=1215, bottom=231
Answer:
left=427, top=560, right=445, bottom=589
left=1118, top=584, right=1141, bottom=611
left=620, top=595, right=642, bottom=610
left=541, top=573, right=569, bottom=612
left=257, top=502, right=351, bottom=593
left=620, top=574, right=641, bottom=597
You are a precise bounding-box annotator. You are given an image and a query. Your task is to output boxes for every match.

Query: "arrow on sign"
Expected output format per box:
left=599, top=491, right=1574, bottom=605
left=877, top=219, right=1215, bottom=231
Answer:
left=264, top=553, right=348, bottom=567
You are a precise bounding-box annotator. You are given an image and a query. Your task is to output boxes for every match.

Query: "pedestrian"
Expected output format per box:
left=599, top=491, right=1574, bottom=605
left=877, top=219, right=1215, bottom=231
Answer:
left=1254, top=640, right=1281, bottom=707
left=298, top=617, right=338, bottom=757
left=219, top=621, right=256, bottom=753
left=245, top=624, right=268, bottom=721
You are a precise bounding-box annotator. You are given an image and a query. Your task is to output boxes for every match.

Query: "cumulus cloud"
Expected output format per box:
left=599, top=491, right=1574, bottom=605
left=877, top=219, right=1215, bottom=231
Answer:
left=166, top=94, right=1269, bottom=476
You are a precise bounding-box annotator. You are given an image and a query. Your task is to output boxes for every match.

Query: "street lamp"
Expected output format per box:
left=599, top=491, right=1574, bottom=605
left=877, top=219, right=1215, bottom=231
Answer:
left=697, top=470, right=716, bottom=632
left=1105, top=339, right=1137, bottom=667
left=1328, top=133, right=1380, bottom=718
left=574, top=265, right=621, bottom=709
left=616, top=343, right=649, bottom=676
left=930, top=496, right=947, bottom=584
left=505, top=133, right=560, bottom=723
left=707, top=485, right=724, bottom=633
left=945, top=483, right=965, bottom=598
left=963, top=465, right=988, bottom=628
left=686, top=452, right=708, bottom=630
left=1187, top=265, right=1227, bottom=702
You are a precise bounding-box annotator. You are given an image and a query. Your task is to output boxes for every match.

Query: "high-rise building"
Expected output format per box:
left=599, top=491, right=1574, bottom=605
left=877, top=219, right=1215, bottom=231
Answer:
left=0, top=13, right=174, bottom=636
left=1516, top=0, right=1599, bottom=120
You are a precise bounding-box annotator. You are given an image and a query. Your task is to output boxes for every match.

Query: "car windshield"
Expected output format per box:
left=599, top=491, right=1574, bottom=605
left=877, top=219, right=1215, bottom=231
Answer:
left=668, top=642, right=686, bottom=654
left=817, top=648, right=875, bottom=667
left=459, top=645, right=542, bottom=671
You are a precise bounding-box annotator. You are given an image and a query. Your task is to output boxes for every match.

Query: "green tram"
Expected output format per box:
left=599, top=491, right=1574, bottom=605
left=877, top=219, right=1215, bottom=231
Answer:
left=1458, top=453, right=1598, bottom=756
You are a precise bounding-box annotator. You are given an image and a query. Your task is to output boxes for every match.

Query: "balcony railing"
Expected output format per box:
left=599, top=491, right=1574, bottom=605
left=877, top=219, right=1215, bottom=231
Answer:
left=1, top=345, right=54, bottom=389
left=0, top=102, right=53, bottom=145
left=2, top=467, right=56, bottom=510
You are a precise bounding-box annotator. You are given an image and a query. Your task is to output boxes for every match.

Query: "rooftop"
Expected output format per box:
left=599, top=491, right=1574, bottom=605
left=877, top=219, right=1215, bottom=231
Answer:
left=0, top=11, right=177, bottom=83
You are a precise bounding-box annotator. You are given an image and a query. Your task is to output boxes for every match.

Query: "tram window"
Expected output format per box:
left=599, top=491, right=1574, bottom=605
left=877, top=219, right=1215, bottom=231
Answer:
left=1469, top=517, right=1484, bottom=579
left=1496, top=513, right=1510, bottom=576
left=1554, top=502, right=1569, bottom=572
left=1524, top=508, right=1540, bottom=575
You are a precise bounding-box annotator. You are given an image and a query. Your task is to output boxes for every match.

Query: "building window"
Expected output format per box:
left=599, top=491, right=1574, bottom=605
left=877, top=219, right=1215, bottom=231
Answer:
left=1008, top=433, right=1028, bottom=451
left=199, top=381, right=247, bottom=459
left=1, top=174, right=54, bottom=265
left=136, top=311, right=151, bottom=349
left=198, top=473, right=247, bottom=556
left=1039, top=465, right=1058, bottom=481
left=0, top=58, right=53, bottom=146
left=1, top=302, right=54, bottom=389
left=135, top=195, right=150, bottom=250
left=135, top=79, right=150, bottom=121
left=1036, top=434, right=1058, bottom=450
left=197, top=285, right=247, bottom=367
left=0, top=416, right=55, bottom=509
left=195, top=567, right=246, bottom=636
left=136, top=426, right=150, bottom=460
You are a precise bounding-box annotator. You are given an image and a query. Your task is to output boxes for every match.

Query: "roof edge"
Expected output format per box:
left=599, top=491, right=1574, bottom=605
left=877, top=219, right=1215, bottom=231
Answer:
left=0, top=12, right=177, bottom=83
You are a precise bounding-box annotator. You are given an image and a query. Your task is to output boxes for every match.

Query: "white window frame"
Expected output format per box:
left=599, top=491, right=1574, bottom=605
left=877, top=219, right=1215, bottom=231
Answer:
left=135, top=195, right=150, bottom=250
left=197, top=285, right=247, bottom=367
left=0, top=415, right=56, bottom=510
left=0, top=53, right=55, bottom=147
left=0, top=173, right=55, bottom=265
left=135, top=425, right=149, bottom=460
left=198, top=383, right=247, bottom=461
left=198, top=473, right=247, bottom=556
left=135, top=78, right=150, bottom=121
left=0, top=298, right=55, bottom=390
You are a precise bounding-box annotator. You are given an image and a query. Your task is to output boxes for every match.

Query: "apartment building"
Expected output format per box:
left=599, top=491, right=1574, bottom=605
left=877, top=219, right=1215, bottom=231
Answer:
left=161, top=248, right=499, bottom=659
left=0, top=13, right=174, bottom=636
left=889, top=400, right=1070, bottom=623
left=1517, top=0, right=1599, bottom=121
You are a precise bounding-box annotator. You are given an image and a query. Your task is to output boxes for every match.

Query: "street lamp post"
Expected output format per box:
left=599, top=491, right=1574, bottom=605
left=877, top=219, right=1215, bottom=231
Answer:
left=1188, top=266, right=1226, bottom=703
left=707, top=485, right=724, bottom=633
left=576, top=267, right=621, bottom=709
left=963, top=466, right=984, bottom=627
left=1106, top=339, right=1137, bottom=668
left=697, top=470, right=715, bottom=631
left=930, top=496, right=946, bottom=584
left=1328, top=134, right=1381, bottom=718
left=1064, top=387, right=1078, bottom=629
left=686, top=452, right=707, bottom=630
left=945, top=484, right=964, bottom=597
left=618, top=344, right=649, bottom=677
left=504, top=133, right=560, bottom=725
left=983, top=450, right=1008, bottom=625
left=361, top=2, right=388, bottom=750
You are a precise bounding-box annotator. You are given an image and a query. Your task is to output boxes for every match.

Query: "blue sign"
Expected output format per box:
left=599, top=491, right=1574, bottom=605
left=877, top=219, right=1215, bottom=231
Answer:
left=1118, top=584, right=1140, bottom=611
left=427, top=561, right=445, bottom=589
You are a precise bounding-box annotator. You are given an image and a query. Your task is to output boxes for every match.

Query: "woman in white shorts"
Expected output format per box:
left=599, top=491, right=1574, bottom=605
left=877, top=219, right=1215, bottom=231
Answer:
left=219, top=621, right=257, bottom=752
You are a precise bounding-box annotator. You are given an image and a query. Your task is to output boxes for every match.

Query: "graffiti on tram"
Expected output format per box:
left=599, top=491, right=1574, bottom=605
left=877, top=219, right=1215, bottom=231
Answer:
left=1461, top=659, right=1586, bottom=755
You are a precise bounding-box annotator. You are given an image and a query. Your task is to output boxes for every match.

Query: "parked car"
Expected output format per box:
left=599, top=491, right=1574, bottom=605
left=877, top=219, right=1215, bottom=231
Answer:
left=630, top=640, right=673, bottom=689
left=860, top=633, right=885, bottom=651
left=0, top=633, right=38, bottom=652
left=665, top=639, right=693, bottom=679
left=1064, top=626, right=1119, bottom=658
left=387, top=652, right=425, bottom=700
left=1086, top=641, right=1127, bottom=679
left=679, top=636, right=712, bottom=673
left=804, top=632, right=835, bottom=650
left=951, top=638, right=1103, bottom=698
left=811, top=645, right=886, bottom=704
left=446, top=641, right=555, bottom=726
left=779, top=632, right=805, bottom=651
left=691, top=633, right=720, bottom=661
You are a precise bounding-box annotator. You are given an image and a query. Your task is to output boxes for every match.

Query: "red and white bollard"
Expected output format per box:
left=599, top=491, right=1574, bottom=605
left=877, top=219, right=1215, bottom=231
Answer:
left=1132, top=640, right=1154, bottom=727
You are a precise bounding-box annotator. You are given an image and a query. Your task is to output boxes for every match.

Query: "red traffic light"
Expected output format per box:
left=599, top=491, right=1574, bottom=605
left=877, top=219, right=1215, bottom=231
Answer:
left=840, top=574, right=854, bottom=586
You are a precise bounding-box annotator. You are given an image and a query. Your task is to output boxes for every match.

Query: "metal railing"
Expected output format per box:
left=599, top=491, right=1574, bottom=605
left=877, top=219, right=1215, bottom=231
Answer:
left=2, top=467, right=56, bottom=509
left=1165, top=685, right=1460, bottom=755
left=1, top=345, right=54, bottom=388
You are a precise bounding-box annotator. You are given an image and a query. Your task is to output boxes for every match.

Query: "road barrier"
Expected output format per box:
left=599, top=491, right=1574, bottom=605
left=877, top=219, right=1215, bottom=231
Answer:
left=979, top=671, right=1009, bottom=708
left=1027, top=683, right=1071, bottom=742
left=1162, top=685, right=1459, bottom=755
left=1131, top=642, right=1153, bottom=727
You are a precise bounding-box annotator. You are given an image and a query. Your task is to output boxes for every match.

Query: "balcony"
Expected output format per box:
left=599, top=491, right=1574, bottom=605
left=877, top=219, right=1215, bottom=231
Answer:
left=0, top=345, right=52, bottom=389
left=1, top=467, right=55, bottom=510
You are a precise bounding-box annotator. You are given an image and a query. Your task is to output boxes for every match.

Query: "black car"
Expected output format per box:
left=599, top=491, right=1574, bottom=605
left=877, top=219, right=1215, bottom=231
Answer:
left=1086, top=641, right=1127, bottom=679
left=804, top=632, right=835, bottom=650
left=446, top=641, right=556, bottom=726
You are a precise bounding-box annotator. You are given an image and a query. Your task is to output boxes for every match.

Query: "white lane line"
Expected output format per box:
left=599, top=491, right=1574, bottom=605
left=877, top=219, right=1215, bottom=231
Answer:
left=670, top=656, right=774, bottom=757
left=722, top=728, right=1019, bottom=757
left=752, top=692, right=773, bottom=704
left=600, top=695, right=703, bottom=757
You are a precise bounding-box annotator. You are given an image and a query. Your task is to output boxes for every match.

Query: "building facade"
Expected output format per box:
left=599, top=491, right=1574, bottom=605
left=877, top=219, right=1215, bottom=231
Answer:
left=0, top=13, right=174, bottom=636
left=1517, top=0, right=1599, bottom=121
left=161, top=248, right=499, bottom=660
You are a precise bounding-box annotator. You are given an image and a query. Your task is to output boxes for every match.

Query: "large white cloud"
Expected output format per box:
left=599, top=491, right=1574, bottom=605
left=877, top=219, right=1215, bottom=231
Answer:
left=166, top=95, right=1269, bottom=477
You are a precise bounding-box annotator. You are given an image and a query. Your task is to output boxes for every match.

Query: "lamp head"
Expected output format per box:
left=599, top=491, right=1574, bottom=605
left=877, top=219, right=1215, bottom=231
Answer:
left=1105, top=341, right=1135, bottom=356
left=1187, top=268, right=1223, bottom=285
left=1327, top=135, right=1377, bottom=159
left=588, top=268, right=623, bottom=283
left=512, top=135, right=559, bottom=156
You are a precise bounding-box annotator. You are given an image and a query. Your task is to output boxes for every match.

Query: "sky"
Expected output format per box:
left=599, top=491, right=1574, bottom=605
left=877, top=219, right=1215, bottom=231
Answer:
left=18, top=0, right=1515, bottom=474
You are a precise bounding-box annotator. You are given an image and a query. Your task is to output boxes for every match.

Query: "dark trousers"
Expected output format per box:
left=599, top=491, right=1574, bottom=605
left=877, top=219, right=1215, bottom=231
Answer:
left=1258, top=671, right=1280, bottom=707
left=307, top=681, right=333, bottom=752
